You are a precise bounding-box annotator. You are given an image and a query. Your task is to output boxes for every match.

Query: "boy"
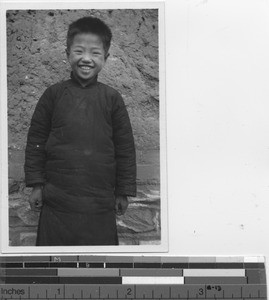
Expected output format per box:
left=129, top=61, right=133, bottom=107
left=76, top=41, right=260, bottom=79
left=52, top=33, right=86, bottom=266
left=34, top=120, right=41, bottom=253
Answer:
left=24, top=16, right=137, bottom=246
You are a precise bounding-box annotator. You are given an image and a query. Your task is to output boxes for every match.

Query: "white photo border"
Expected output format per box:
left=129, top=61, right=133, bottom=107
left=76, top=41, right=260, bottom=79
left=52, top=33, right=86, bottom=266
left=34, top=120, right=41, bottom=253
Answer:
left=0, top=1, right=168, bottom=254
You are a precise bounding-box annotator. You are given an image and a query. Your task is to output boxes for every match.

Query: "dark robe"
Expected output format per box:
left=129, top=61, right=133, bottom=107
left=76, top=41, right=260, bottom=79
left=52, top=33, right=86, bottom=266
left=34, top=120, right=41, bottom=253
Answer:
left=24, top=74, right=136, bottom=246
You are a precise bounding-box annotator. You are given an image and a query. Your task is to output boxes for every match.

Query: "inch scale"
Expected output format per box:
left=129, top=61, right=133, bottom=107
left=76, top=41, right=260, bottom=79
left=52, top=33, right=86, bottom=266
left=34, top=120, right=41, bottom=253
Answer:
left=0, top=256, right=267, bottom=300
left=0, top=283, right=267, bottom=299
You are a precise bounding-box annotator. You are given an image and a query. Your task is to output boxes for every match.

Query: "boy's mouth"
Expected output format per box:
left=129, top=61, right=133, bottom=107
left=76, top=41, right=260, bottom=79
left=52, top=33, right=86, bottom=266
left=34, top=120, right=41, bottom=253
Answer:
left=79, top=65, right=93, bottom=70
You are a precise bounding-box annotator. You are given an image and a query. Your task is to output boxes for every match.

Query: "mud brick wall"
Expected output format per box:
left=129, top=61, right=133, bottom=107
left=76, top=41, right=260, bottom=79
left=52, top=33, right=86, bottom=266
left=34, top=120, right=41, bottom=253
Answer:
left=7, top=9, right=160, bottom=246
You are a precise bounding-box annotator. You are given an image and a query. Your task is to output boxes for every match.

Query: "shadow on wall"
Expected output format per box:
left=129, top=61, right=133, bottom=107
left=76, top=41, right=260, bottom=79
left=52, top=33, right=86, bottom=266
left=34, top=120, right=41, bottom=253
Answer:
left=7, top=9, right=160, bottom=246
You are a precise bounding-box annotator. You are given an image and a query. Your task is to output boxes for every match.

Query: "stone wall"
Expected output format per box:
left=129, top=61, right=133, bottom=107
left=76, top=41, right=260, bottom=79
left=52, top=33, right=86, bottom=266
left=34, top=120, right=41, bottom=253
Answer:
left=7, top=9, right=160, bottom=246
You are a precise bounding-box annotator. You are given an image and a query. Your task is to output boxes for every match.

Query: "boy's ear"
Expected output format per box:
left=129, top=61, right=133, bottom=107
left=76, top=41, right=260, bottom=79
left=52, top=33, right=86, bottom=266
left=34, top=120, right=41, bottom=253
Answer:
left=65, top=48, right=70, bottom=57
left=105, top=52, right=110, bottom=61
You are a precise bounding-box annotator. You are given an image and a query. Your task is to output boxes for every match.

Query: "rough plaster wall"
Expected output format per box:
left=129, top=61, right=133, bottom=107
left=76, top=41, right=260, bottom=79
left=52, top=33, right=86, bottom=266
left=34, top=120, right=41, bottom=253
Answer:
left=7, top=9, right=160, bottom=246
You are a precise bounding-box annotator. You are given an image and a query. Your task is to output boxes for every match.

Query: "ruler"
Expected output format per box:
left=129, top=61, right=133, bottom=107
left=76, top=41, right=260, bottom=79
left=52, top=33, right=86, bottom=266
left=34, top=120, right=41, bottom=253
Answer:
left=0, top=256, right=267, bottom=299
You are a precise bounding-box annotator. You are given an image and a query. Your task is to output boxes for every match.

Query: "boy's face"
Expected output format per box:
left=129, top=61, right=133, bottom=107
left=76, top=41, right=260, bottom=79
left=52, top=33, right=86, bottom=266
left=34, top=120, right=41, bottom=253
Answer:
left=67, top=33, right=108, bottom=86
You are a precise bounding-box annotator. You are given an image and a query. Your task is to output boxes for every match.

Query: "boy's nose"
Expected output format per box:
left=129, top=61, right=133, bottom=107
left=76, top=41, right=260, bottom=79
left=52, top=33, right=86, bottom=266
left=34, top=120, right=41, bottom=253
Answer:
left=82, top=53, right=93, bottom=62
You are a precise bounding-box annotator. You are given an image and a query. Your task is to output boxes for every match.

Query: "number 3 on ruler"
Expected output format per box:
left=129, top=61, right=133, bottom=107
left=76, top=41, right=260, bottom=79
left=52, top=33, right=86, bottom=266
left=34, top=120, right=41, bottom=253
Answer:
left=199, top=288, right=204, bottom=296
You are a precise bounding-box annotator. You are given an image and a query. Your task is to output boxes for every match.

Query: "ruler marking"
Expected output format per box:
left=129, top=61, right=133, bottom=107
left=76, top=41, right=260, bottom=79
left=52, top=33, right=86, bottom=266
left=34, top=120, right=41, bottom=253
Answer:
left=0, top=259, right=267, bottom=299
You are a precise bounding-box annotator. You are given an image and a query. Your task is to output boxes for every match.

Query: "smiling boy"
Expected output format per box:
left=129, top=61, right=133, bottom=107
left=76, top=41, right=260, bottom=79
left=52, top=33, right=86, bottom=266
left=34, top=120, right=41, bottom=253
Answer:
left=24, top=16, right=137, bottom=246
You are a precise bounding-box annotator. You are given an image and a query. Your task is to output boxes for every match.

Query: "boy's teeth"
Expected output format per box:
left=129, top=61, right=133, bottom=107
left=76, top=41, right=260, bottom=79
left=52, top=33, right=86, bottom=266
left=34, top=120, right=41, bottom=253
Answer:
left=81, top=66, right=91, bottom=69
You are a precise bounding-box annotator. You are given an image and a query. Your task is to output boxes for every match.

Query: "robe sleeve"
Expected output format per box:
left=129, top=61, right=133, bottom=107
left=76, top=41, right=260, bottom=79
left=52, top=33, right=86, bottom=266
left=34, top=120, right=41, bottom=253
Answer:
left=112, top=93, right=137, bottom=197
left=24, top=87, right=54, bottom=187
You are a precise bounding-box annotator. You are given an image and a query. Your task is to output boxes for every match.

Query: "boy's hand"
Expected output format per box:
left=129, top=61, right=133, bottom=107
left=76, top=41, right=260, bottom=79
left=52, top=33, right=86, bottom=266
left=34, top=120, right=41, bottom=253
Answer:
left=29, top=185, right=43, bottom=212
left=115, top=195, right=129, bottom=216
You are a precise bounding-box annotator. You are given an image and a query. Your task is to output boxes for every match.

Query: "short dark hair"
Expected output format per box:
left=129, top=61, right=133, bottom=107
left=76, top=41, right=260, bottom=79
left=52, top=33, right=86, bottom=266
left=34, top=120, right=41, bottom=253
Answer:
left=67, top=16, right=112, bottom=53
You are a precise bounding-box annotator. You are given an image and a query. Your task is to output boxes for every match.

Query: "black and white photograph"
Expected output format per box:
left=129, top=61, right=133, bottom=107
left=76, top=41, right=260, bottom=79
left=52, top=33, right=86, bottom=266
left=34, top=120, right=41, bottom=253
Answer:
left=2, top=0, right=269, bottom=286
left=2, top=3, right=167, bottom=252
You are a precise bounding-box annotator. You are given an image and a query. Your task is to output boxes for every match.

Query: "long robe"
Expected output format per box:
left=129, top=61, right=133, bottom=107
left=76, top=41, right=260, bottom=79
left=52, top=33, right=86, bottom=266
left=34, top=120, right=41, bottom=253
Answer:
left=24, top=74, right=136, bottom=246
